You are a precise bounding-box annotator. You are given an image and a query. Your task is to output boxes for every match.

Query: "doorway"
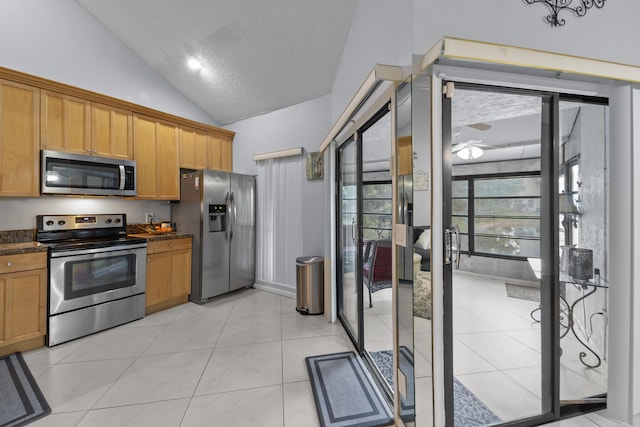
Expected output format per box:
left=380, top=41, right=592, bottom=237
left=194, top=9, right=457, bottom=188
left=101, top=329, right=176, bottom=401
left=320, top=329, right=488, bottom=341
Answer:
left=441, top=83, right=609, bottom=426
left=336, top=106, right=395, bottom=399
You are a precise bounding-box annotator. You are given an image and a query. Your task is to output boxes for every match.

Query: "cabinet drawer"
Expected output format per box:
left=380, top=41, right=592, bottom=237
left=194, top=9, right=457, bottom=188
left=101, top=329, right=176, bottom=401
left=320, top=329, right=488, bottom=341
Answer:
left=0, top=252, right=47, bottom=274
left=146, top=238, right=192, bottom=254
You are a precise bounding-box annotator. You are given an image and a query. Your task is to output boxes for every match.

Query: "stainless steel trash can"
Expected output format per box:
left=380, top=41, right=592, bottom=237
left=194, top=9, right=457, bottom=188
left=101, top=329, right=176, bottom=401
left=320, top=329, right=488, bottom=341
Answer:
left=296, top=256, right=324, bottom=315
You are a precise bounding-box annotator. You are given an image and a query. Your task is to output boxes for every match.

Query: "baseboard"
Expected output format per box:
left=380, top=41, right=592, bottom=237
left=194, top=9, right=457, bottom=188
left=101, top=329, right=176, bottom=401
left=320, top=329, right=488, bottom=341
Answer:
left=455, top=269, right=539, bottom=288
left=254, top=280, right=296, bottom=299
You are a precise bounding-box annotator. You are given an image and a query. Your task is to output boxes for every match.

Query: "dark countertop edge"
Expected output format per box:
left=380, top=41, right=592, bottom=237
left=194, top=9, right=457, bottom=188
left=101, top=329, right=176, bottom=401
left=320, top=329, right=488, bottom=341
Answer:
left=128, top=233, right=193, bottom=241
left=0, top=242, right=49, bottom=256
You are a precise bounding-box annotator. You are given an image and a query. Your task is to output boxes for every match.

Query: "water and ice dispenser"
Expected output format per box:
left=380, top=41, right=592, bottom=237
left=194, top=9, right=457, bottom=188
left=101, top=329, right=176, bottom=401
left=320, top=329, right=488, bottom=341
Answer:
left=208, top=204, right=226, bottom=232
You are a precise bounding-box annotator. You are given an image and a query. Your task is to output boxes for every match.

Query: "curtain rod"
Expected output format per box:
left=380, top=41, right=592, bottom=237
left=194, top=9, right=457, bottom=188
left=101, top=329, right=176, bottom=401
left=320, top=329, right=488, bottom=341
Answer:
left=253, top=147, right=303, bottom=161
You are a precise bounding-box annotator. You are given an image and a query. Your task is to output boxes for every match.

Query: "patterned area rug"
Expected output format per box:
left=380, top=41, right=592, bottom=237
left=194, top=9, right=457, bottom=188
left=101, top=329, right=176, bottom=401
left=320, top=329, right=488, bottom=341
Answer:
left=505, top=282, right=540, bottom=302
left=306, top=351, right=393, bottom=427
left=414, top=270, right=432, bottom=319
left=0, top=352, right=51, bottom=427
left=454, top=378, right=502, bottom=426
left=370, top=281, right=392, bottom=294
left=370, top=348, right=501, bottom=427
left=369, top=346, right=414, bottom=420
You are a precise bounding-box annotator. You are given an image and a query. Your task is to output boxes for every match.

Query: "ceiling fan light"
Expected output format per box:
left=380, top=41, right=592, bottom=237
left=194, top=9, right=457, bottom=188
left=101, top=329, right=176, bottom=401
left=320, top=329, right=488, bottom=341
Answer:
left=187, top=57, right=202, bottom=71
left=457, top=146, right=484, bottom=160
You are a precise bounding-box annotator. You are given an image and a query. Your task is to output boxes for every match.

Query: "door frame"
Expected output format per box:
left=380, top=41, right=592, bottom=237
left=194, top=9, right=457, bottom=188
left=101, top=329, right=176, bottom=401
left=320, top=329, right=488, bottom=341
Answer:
left=441, top=81, right=559, bottom=426
left=336, top=134, right=364, bottom=351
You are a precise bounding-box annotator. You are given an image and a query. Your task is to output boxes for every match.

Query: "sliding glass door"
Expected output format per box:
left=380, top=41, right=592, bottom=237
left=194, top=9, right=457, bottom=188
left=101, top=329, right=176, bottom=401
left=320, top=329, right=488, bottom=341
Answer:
left=442, top=83, right=553, bottom=426
left=336, top=106, right=396, bottom=402
left=440, top=82, right=609, bottom=426
left=337, top=136, right=362, bottom=348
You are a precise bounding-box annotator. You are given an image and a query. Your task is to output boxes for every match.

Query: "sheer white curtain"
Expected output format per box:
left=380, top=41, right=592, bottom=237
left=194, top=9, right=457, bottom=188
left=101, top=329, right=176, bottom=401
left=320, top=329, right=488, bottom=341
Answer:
left=256, top=156, right=304, bottom=290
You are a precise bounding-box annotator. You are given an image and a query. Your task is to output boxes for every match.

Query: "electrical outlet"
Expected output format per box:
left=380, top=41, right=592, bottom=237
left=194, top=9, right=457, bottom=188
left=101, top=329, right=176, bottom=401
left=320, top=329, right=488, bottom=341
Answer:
left=145, top=212, right=154, bottom=223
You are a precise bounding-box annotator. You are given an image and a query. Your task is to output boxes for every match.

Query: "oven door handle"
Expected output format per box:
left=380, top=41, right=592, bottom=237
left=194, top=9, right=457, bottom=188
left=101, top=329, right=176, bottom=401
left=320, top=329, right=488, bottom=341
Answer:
left=49, top=243, right=148, bottom=258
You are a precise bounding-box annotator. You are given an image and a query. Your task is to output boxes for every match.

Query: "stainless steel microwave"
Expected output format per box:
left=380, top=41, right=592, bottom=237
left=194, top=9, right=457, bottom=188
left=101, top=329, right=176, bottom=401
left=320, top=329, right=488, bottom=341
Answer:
left=41, top=150, right=136, bottom=196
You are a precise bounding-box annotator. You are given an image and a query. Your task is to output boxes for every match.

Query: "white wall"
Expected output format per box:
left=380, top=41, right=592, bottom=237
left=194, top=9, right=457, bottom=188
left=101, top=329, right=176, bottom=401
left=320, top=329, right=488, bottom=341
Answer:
left=413, top=1, right=640, bottom=68
left=227, top=95, right=331, bottom=257
left=0, top=0, right=217, bottom=125
left=0, top=197, right=170, bottom=231
left=330, top=0, right=412, bottom=121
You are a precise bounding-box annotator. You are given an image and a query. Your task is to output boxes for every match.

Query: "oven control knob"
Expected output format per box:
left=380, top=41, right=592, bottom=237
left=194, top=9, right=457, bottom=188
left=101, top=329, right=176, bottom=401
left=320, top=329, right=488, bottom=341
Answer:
left=114, top=218, right=122, bottom=223
left=58, top=220, right=66, bottom=226
left=46, top=220, right=54, bottom=226
left=105, top=219, right=112, bottom=224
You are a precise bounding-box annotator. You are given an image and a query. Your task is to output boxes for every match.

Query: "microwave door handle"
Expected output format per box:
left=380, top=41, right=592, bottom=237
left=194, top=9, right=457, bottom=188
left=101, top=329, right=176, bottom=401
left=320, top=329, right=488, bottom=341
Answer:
left=119, top=165, right=126, bottom=190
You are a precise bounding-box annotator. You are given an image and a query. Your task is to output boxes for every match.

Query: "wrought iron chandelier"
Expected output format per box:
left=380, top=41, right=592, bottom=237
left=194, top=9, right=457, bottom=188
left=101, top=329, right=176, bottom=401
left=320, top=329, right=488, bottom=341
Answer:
left=524, top=0, right=606, bottom=27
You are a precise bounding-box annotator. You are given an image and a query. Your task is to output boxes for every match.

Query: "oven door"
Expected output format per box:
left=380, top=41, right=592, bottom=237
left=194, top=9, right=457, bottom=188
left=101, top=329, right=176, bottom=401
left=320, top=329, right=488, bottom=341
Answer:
left=49, top=243, right=147, bottom=315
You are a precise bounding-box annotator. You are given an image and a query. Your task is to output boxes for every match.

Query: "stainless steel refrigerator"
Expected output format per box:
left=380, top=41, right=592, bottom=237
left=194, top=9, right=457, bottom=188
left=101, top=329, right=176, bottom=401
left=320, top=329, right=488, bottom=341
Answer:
left=172, top=170, right=256, bottom=303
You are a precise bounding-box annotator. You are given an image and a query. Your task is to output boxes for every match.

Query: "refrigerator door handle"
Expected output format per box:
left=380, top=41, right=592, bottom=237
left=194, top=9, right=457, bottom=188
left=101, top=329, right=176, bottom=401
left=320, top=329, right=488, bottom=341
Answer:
left=230, top=191, right=236, bottom=241
left=225, top=192, right=230, bottom=242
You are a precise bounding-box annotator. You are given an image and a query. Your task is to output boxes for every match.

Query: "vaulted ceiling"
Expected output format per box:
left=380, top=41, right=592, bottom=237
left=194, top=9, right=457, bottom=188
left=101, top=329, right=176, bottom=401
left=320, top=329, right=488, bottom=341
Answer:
left=75, top=0, right=358, bottom=125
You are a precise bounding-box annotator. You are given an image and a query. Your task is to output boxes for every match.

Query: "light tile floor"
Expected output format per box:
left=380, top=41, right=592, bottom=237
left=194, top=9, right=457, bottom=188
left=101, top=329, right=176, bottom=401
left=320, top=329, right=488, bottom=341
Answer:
left=20, top=284, right=626, bottom=426
left=450, top=272, right=611, bottom=426
left=24, top=288, right=351, bottom=427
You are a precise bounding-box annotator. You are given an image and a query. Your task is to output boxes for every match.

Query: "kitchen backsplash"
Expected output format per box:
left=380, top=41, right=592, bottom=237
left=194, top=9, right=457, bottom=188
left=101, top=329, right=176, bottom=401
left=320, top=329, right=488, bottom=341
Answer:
left=0, top=198, right=171, bottom=231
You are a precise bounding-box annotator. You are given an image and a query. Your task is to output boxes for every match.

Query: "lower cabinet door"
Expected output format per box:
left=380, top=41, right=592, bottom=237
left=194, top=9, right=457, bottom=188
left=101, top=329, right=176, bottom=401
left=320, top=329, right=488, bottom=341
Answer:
left=0, top=268, right=47, bottom=346
left=146, top=253, right=172, bottom=307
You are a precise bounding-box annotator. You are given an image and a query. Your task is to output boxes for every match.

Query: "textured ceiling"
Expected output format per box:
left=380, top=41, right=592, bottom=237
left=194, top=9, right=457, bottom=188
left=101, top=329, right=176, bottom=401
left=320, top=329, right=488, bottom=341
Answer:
left=75, top=0, right=357, bottom=125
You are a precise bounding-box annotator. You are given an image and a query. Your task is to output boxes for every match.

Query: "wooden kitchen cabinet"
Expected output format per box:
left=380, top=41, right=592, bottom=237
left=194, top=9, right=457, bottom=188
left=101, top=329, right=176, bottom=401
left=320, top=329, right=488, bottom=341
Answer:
left=397, top=135, right=412, bottom=176
left=92, top=102, right=133, bottom=160
left=133, top=114, right=180, bottom=200
left=179, top=126, right=211, bottom=170
left=41, top=90, right=91, bottom=155
left=0, top=80, right=40, bottom=197
left=210, top=135, right=233, bottom=172
left=181, top=127, right=233, bottom=172
left=145, top=237, right=192, bottom=314
left=0, top=252, right=47, bottom=357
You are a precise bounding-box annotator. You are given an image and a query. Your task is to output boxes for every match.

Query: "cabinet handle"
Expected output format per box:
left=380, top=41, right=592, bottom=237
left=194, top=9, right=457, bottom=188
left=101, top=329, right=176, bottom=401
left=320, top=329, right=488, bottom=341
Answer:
left=169, top=243, right=174, bottom=247
left=6, top=261, right=12, bottom=267
left=147, top=257, right=151, bottom=262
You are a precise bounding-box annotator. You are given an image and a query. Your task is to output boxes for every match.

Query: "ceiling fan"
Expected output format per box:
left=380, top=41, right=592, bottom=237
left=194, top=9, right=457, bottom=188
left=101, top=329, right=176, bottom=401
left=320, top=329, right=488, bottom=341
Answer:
left=452, top=139, right=493, bottom=160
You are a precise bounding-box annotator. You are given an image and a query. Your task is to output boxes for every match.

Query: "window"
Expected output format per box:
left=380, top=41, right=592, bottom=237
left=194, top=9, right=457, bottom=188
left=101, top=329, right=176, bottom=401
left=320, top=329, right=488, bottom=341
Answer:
left=362, top=182, right=392, bottom=240
left=342, top=182, right=393, bottom=241
left=559, top=157, right=581, bottom=246
left=454, top=173, right=541, bottom=258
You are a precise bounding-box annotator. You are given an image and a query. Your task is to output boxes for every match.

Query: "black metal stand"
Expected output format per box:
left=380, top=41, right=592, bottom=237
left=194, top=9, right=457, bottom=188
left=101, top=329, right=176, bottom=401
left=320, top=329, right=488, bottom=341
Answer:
left=530, top=281, right=602, bottom=368
left=559, top=283, right=601, bottom=368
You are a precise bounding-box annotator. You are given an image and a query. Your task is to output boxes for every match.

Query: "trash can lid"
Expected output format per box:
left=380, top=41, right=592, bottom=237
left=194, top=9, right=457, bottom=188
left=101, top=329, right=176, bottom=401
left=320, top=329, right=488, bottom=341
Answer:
left=296, top=256, right=324, bottom=264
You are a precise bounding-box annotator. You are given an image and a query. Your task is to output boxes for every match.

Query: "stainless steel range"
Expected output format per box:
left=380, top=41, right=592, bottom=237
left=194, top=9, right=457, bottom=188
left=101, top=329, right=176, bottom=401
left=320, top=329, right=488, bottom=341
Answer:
left=36, top=214, right=147, bottom=346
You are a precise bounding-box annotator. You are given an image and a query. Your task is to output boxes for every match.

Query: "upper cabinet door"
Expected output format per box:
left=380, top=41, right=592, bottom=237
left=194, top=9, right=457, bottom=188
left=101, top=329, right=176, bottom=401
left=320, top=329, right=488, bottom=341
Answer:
left=41, top=90, right=91, bottom=155
left=155, top=120, right=180, bottom=199
left=179, top=126, right=210, bottom=170
left=220, top=136, right=232, bottom=172
left=212, top=135, right=232, bottom=172
left=92, top=103, right=133, bottom=160
left=0, top=80, right=40, bottom=197
left=133, top=114, right=158, bottom=199
left=133, top=114, right=179, bottom=200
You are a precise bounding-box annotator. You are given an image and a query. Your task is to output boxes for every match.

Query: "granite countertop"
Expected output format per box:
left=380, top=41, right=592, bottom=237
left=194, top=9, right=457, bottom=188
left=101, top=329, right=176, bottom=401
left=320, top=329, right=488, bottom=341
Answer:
left=128, top=232, right=192, bottom=241
left=0, top=241, right=49, bottom=256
